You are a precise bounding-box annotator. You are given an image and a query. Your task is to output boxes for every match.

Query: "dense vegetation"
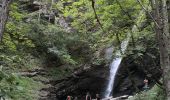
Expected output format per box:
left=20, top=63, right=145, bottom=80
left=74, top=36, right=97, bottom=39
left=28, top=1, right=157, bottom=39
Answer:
left=0, top=0, right=169, bottom=100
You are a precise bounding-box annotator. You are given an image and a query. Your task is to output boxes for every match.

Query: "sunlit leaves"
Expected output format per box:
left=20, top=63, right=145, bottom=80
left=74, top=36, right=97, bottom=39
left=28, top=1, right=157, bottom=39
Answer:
left=2, top=33, right=17, bottom=51
left=1, top=2, right=35, bottom=52
left=9, top=3, right=25, bottom=21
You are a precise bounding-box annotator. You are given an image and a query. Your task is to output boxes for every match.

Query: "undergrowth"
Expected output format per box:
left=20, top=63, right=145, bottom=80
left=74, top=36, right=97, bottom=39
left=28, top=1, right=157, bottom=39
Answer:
left=128, top=85, right=165, bottom=100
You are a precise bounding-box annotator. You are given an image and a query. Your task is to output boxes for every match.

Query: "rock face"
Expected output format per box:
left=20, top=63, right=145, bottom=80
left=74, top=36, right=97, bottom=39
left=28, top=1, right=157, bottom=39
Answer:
left=44, top=51, right=161, bottom=100
left=52, top=64, right=109, bottom=100
left=113, top=52, right=161, bottom=97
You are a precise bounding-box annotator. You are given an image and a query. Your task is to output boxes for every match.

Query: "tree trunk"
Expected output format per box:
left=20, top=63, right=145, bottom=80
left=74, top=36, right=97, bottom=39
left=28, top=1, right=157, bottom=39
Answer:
left=0, top=0, right=11, bottom=41
left=152, top=0, right=170, bottom=99
left=161, top=0, right=170, bottom=99
left=162, top=0, right=170, bottom=49
left=167, top=1, right=170, bottom=31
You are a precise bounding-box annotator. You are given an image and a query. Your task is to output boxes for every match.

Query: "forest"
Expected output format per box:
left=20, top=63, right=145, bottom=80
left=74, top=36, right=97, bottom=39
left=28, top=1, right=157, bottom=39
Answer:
left=0, top=0, right=169, bottom=100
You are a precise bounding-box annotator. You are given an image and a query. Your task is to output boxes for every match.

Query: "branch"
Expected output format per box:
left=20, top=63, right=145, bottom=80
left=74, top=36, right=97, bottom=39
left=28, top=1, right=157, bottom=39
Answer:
left=136, top=0, right=160, bottom=29
left=116, top=0, right=157, bottom=35
left=115, top=0, right=134, bottom=23
left=91, top=0, right=104, bottom=32
left=115, top=0, right=136, bottom=47
left=137, top=0, right=169, bottom=40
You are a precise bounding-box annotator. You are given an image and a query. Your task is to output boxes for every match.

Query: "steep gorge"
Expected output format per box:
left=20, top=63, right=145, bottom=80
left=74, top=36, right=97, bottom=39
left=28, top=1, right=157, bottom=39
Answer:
left=0, top=0, right=163, bottom=100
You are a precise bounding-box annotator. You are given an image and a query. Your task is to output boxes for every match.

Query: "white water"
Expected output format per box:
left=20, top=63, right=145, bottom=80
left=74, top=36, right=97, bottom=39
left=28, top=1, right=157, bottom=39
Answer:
left=103, top=9, right=143, bottom=98
left=104, top=33, right=131, bottom=98
left=105, top=47, right=114, bottom=61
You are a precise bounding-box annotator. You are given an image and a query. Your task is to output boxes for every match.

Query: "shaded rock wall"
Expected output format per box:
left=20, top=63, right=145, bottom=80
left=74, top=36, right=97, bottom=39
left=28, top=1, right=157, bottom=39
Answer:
left=54, top=64, right=109, bottom=100
left=52, top=52, right=161, bottom=100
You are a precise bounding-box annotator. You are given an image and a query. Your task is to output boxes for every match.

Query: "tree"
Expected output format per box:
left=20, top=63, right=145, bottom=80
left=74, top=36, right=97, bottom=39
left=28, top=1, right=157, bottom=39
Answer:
left=0, top=0, right=11, bottom=41
left=151, top=0, right=170, bottom=99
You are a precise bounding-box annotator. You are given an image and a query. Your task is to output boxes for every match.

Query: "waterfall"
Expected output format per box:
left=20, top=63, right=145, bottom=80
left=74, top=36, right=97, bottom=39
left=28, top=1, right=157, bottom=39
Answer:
left=103, top=9, right=144, bottom=98
left=104, top=32, right=131, bottom=98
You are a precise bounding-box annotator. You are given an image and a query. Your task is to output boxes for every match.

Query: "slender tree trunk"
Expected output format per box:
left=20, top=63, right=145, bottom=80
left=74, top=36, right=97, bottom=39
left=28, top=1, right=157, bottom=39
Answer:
left=0, top=0, right=11, bottom=41
left=161, top=0, right=170, bottom=99
left=162, top=0, right=170, bottom=49
left=167, top=1, right=170, bottom=36
left=38, top=0, right=42, bottom=22
left=152, top=0, right=170, bottom=99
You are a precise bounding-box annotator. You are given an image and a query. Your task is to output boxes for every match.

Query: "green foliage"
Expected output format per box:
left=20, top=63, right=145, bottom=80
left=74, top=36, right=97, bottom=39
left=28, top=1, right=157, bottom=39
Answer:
left=48, top=47, right=77, bottom=65
left=0, top=64, right=44, bottom=100
left=0, top=2, right=45, bottom=99
left=28, top=22, right=91, bottom=65
left=48, top=66, right=74, bottom=80
left=10, top=3, right=25, bottom=21
left=92, top=57, right=105, bottom=65
left=0, top=0, right=161, bottom=99
left=128, top=85, right=165, bottom=100
left=0, top=54, right=21, bottom=69
left=1, top=2, right=35, bottom=53
left=58, top=0, right=142, bottom=34
left=12, top=77, right=44, bottom=100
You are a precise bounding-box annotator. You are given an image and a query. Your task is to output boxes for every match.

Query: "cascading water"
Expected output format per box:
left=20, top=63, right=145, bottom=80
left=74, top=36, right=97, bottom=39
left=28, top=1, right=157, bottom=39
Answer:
left=104, top=33, right=131, bottom=98
left=103, top=9, right=144, bottom=98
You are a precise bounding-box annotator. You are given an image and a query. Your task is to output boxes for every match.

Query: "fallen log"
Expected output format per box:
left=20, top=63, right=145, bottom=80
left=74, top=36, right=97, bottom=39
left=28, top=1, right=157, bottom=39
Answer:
left=102, top=95, right=129, bottom=100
